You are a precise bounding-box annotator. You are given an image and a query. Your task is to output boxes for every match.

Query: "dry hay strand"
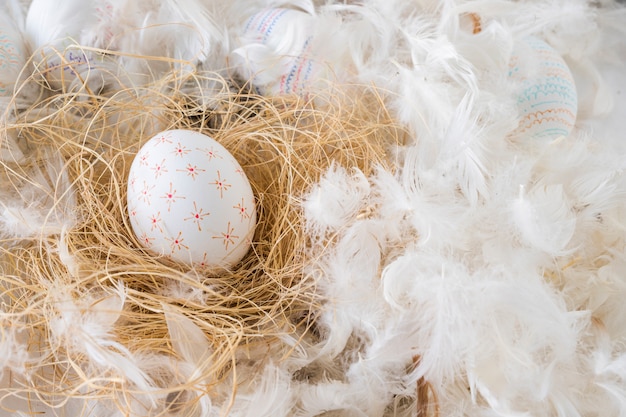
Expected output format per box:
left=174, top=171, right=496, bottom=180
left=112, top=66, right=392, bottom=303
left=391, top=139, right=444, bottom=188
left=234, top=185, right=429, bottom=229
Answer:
left=0, top=67, right=405, bottom=415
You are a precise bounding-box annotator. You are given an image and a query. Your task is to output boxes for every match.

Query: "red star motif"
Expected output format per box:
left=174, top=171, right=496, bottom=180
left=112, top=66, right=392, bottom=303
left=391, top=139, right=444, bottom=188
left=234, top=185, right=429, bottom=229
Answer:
left=184, top=201, right=210, bottom=231
left=151, top=159, right=168, bottom=179
left=139, top=232, right=154, bottom=246
left=199, top=146, right=222, bottom=162
left=167, top=232, right=189, bottom=253
left=161, top=183, right=185, bottom=211
left=176, top=163, right=205, bottom=180
left=153, top=134, right=172, bottom=146
left=149, top=212, right=163, bottom=232
left=212, top=221, right=239, bottom=250
left=212, top=171, right=231, bottom=199
left=197, top=252, right=209, bottom=269
left=233, top=198, right=251, bottom=220
left=172, top=142, right=190, bottom=158
left=139, top=181, right=155, bottom=205
left=139, top=151, right=150, bottom=166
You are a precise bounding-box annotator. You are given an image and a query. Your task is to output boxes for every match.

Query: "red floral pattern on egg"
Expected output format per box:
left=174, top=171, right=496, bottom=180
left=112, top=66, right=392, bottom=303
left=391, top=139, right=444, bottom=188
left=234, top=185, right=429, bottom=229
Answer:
left=127, top=130, right=257, bottom=268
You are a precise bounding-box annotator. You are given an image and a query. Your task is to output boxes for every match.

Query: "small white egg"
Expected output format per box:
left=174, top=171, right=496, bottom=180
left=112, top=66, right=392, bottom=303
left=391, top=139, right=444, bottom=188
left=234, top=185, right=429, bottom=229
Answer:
left=127, top=130, right=257, bottom=269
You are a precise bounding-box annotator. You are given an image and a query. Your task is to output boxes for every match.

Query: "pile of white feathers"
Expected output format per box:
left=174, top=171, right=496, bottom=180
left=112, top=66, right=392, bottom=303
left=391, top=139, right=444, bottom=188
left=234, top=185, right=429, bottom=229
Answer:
left=2, top=0, right=626, bottom=416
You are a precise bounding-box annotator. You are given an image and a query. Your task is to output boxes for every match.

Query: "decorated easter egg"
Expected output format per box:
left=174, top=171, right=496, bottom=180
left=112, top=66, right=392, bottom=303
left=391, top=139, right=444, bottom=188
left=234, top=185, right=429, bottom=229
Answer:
left=0, top=16, right=27, bottom=96
left=127, top=130, right=257, bottom=269
left=41, top=46, right=94, bottom=91
left=25, top=0, right=99, bottom=91
left=234, top=8, right=323, bottom=96
left=509, top=37, right=578, bottom=139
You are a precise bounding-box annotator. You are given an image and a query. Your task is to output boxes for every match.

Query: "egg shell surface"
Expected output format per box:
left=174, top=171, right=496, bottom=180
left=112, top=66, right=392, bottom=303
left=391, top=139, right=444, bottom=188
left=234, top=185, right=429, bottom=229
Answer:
left=509, top=36, right=578, bottom=139
left=41, top=46, right=93, bottom=91
left=238, top=8, right=321, bottom=96
left=127, top=130, right=257, bottom=269
left=0, top=21, right=27, bottom=96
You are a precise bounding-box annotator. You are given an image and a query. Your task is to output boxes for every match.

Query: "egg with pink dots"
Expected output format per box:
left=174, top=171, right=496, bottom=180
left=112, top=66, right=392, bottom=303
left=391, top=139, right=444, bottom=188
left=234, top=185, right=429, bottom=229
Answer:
left=127, top=129, right=257, bottom=269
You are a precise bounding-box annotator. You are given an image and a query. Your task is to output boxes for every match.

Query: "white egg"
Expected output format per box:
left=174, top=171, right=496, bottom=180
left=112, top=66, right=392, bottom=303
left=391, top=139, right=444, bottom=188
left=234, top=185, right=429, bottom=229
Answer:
left=127, top=130, right=257, bottom=269
left=509, top=36, right=578, bottom=139
left=234, top=8, right=323, bottom=96
left=41, top=47, right=94, bottom=91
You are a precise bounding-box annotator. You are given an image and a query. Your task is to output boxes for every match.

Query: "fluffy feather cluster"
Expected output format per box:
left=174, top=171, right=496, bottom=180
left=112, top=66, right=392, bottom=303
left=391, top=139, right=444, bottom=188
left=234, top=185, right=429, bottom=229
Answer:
left=1, top=0, right=626, bottom=416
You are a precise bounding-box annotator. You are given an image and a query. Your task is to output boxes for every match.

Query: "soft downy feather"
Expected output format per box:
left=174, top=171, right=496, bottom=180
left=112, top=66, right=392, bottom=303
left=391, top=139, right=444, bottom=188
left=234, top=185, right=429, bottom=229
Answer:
left=437, top=93, right=489, bottom=205
left=25, top=0, right=99, bottom=50
left=162, top=303, right=213, bottom=384
left=465, top=272, right=586, bottom=416
left=511, top=183, right=577, bottom=255
left=587, top=307, right=626, bottom=417
left=47, top=281, right=155, bottom=395
left=0, top=152, right=77, bottom=241
left=161, top=303, right=216, bottom=416
left=228, top=362, right=293, bottom=417
left=302, top=162, right=370, bottom=239
left=382, top=251, right=479, bottom=389
left=394, top=146, right=474, bottom=251
left=110, top=0, right=229, bottom=85
left=295, top=379, right=369, bottom=417
left=310, top=217, right=389, bottom=361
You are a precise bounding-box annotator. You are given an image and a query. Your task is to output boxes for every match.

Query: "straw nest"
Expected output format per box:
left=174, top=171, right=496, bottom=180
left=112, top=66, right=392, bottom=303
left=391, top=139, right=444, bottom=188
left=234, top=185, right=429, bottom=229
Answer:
left=0, top=54, right=405, bottom=415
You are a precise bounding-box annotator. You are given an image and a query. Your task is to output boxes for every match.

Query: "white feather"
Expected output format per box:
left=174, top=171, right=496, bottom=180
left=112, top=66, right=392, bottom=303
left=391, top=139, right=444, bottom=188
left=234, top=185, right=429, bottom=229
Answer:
left=162, top=303, right=213, bottom=382
left=439, top=93, right=489, bottom=204
left=48, top=282, right=155, bottom=394
left=0, top=313, right=29, bottom=380
left=229, top=363, right=293, bottom=417
left=511, top=184, right=577, bottom=255
left=25, top=0, right=98, bottom=48
left=296, top=380, right=368, bottom=417
left=0, top=153, right=78, bottom=240
left=302, top=163, right=370, bottom=238
left=310, top=230, right=386, bottom=361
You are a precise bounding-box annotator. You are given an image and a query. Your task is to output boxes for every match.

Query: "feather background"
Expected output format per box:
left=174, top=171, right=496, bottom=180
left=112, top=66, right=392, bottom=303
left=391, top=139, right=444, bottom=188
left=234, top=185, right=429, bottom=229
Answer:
left=2, top=0, right=626, bottom=416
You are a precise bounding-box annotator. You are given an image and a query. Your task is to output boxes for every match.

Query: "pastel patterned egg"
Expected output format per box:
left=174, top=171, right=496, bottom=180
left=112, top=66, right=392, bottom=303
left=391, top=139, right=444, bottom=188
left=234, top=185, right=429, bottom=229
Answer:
left=0, top=16, right=27, bottom=96
left=509, top=37, right=578, bottom=139
left=234, top=8, right=322, bottom=96
left=127, top=130, right=257, bottom=269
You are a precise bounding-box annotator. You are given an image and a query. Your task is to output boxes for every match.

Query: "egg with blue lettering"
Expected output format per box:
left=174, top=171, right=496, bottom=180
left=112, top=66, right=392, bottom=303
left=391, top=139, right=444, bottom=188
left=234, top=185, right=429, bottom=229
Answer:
left=40, top=47, right=94, bottom=91
left=509, top=37, right=578, bottom=139
left=25, top=0, right=110, bottom=91
left=127, top=130, right=257, bottom=269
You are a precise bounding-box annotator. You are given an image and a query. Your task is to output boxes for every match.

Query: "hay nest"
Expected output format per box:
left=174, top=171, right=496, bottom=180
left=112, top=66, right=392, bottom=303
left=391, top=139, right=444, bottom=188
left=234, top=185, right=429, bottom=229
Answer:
left=0, top=64, right=404, bottom=414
